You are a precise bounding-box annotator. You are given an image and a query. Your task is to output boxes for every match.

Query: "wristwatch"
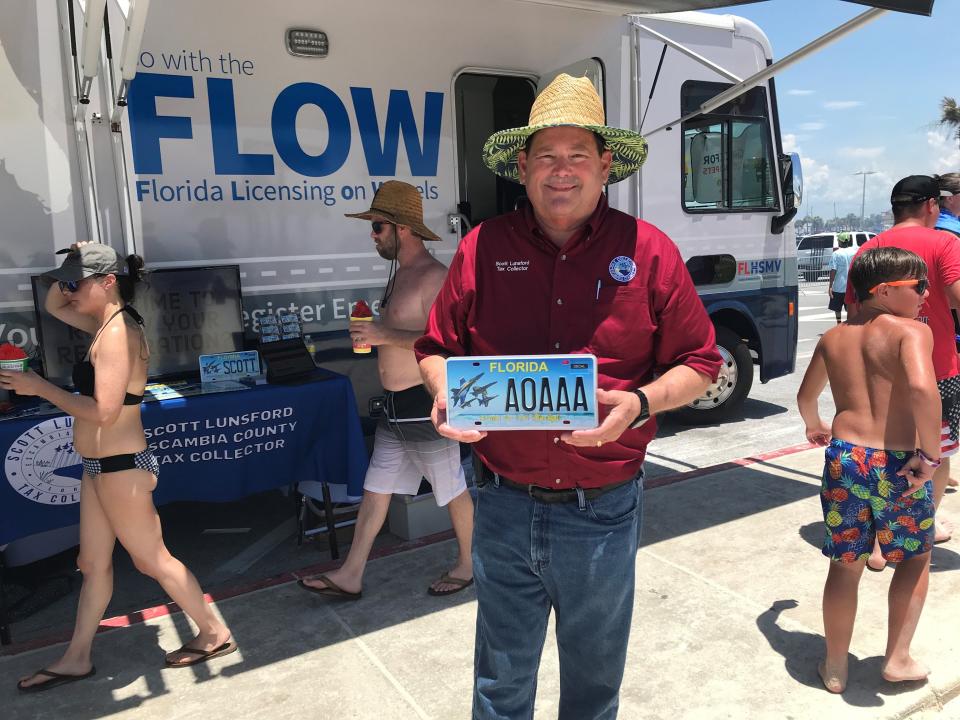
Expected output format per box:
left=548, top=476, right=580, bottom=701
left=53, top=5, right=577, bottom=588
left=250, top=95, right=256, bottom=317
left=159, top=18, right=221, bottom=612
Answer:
left=628, top=389, right=651, bottom=430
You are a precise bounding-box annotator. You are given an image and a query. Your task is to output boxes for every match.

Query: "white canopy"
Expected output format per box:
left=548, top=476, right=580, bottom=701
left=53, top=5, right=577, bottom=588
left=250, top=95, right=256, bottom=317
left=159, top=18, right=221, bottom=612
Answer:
left=513, top=0, right=933, bottom=15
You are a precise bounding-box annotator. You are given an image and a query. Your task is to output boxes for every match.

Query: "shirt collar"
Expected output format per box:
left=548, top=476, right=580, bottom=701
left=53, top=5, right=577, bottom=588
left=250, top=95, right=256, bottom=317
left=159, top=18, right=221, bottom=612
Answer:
left=521, top=194, right=610, bottom=249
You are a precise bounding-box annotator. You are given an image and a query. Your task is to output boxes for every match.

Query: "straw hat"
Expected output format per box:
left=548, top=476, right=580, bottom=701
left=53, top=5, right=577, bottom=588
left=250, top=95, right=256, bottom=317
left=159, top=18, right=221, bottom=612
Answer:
left=482, top=74, right=648, bottom=185
left=344, top=181, right=440, bottom=241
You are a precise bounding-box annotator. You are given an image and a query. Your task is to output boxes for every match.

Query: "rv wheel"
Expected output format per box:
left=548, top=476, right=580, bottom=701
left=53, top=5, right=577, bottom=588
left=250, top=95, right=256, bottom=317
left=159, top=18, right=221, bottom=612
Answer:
left=673, top=328, right=753, bottom=425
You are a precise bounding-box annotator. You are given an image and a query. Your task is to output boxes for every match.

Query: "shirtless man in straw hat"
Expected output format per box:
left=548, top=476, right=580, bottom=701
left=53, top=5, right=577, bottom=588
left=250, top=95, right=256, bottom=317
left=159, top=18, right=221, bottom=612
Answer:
left=416, top=74, right=722, bottom=718
left=299, top=181, right=474, bottom=599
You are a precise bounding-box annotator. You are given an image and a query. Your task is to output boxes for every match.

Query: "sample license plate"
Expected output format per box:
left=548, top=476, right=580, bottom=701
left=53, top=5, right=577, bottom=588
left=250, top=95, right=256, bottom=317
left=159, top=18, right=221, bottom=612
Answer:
left=445, top=355, right=598, bottom=431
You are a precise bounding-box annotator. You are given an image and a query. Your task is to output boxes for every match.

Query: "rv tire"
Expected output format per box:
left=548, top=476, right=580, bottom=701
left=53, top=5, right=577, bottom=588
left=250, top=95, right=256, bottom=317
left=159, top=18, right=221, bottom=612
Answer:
left=673, top=328, right=753, bottom=425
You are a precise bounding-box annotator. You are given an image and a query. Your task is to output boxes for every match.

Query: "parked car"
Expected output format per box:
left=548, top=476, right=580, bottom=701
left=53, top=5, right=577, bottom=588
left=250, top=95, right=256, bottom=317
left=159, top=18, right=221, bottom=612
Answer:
left=796, top=231, right=876, bottom=281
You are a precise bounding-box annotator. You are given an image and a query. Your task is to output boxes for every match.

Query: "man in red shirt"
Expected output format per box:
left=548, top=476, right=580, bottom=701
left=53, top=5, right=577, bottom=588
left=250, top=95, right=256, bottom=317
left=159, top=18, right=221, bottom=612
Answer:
left=845, top=175, right=960, bottom=566
left=415, top=74, right=722, bottom=719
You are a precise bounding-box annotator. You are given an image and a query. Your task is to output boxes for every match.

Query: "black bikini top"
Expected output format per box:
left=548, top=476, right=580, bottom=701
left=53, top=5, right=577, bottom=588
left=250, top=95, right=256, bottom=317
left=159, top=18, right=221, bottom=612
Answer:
left=72, top=305, right=146, bottom=405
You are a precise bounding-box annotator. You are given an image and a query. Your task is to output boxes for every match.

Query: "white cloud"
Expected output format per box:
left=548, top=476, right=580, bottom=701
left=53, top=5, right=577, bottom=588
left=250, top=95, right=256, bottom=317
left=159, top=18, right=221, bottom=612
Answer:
left=839, top=147, right=886, bottom=159
left=789, top=137, right=894, bottom=218
left=824, top=100, right=864, bottom=110
left=799, top=122, right=826, bottom=131
left=788, top=89, right=815, bottom=96
left=926, top=130, right=960, bottom=173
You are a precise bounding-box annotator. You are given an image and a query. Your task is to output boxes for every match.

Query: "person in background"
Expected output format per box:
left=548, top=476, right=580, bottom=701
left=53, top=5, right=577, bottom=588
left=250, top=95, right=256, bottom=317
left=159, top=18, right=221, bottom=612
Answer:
left=845, top=175, right=960, bottom=567
left=298, top=181, right=475, bottom=600
left=935, top=172, right=960, bottom=238
left=934, top=173, right=960, bottom=490
left=828, top=231, right=857, bottom=324
left=799, top=246, right=939, bottom=693
left=0, top=243, right=235, bottom=693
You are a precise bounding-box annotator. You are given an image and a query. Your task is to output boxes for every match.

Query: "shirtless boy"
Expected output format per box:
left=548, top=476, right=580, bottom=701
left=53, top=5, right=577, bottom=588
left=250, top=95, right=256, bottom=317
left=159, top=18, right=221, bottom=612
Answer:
left=299, top=181, right=474, bottom=599
left=798, top=247, right=940, bottom=693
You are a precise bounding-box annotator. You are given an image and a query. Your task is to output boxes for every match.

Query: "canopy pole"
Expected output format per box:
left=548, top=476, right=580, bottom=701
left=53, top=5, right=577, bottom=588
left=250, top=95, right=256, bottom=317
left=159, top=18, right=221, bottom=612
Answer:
left=644, top=7, right=886, bottom=136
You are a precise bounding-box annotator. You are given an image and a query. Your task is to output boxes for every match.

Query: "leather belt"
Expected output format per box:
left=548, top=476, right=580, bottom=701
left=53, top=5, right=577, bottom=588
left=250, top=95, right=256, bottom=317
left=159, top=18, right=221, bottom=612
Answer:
left=480, top=465, right=634, bottom=504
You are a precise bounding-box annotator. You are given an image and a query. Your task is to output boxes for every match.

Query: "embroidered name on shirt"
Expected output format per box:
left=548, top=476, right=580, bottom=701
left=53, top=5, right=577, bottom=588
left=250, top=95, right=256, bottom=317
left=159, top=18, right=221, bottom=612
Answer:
left=495, top=260, right=531, bottom=272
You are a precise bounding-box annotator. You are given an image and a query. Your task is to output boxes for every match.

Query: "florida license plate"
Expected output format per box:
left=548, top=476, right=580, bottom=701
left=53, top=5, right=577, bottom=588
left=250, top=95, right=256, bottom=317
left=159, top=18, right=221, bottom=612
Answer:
left=445, top=355, right=598, bottom=431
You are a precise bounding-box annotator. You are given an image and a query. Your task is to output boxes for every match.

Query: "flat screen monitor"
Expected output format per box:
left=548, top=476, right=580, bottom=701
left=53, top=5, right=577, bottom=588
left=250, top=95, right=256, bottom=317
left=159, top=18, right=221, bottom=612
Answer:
left=32, top=265, right=246, bottom=386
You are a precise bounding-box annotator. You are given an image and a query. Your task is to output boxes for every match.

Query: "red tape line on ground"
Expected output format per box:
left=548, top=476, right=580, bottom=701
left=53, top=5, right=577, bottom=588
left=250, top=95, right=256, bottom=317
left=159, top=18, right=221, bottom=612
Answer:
left=2, top=442, right=818, bottom=656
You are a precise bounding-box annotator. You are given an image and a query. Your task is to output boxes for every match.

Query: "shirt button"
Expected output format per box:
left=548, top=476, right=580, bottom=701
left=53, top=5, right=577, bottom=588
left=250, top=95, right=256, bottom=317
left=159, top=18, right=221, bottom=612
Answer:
left=560, top=254, right=566, bottom=261
left=557, top=298, right=563, bottom=305
left=553, top=436, right=559, bottom=444
left=554, top=342, right=561, bottom=349
left=555, top=478, right=561, bottom=484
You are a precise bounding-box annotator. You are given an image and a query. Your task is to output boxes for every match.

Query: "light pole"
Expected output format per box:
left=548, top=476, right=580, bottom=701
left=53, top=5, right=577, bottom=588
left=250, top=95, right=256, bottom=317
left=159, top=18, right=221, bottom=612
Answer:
left=853, top=171, right=878, bottom=230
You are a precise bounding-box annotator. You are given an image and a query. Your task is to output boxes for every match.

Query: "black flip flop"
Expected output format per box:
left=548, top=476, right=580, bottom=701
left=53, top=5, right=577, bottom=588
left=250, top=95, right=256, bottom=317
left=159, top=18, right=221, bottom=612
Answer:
left=866, top=560, right=886, bottom=572
left=17, top=667, right=96, bottom=694
left=427, top=574, right=474, bottom=597
left=297, top=575, right=362, bottom=601
left=165, top=640, right=238, bottom=668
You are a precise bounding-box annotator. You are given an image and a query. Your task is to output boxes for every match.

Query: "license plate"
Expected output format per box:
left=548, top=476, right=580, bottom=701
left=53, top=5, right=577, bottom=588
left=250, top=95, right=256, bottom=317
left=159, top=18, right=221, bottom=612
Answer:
left=445, top=355, right=598, bottom=431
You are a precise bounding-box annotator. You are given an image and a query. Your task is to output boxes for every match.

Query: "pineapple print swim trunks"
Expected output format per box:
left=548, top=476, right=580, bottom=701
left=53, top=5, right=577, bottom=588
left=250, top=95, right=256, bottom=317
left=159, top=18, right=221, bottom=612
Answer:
left=820, top=439, right=934, bottom=564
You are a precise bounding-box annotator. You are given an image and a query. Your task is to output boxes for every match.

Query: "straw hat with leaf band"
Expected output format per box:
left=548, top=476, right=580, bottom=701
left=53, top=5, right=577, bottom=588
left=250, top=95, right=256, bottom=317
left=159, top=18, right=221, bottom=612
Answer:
left=482, top=74, right=648, bottom=185
left=344, top=180, right=440, bottom=241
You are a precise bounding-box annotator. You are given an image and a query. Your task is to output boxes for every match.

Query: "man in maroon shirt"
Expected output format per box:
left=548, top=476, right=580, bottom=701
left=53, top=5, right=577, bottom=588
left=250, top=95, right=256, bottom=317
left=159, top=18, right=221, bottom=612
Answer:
left=415, top=74, right=722, bottom=719
left=845, top=175, right=960, bottom=567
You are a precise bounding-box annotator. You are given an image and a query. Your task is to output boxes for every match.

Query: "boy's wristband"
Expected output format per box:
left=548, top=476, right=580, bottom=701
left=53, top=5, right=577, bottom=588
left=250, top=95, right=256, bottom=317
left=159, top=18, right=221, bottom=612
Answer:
left=915, top=448, right=941, bottom=468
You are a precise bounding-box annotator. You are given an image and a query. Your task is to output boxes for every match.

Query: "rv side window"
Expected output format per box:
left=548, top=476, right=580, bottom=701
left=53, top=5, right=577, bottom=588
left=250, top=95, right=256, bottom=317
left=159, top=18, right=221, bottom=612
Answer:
left=681, top=81, right=778, bottom=214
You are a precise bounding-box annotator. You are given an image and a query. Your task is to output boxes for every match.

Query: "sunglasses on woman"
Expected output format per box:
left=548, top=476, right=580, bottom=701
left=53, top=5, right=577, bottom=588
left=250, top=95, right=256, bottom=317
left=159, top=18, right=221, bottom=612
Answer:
left=58, top=275, right=102, bottom=293
left=868, top=278, right=928, bottom=295
left=371, top=221, right=395, bottom=234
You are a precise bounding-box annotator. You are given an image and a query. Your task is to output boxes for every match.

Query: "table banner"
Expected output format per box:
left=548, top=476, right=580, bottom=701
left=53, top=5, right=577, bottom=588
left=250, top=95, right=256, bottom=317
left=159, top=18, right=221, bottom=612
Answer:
left=1, top=372, right=367, bottom=545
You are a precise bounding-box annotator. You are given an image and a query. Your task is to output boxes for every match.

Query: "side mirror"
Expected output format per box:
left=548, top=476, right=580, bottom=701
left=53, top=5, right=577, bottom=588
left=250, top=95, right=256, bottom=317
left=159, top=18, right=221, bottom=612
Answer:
left=779, top=152, right=803, bottom=211
left=772, top=152, right=803, bottom=235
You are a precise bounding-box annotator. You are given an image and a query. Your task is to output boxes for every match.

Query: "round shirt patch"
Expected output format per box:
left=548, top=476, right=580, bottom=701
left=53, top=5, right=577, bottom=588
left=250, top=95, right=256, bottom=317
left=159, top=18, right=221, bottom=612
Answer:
left=5, top=417, right=83, bottom=505
left=608, top=256, right=637, bottom=283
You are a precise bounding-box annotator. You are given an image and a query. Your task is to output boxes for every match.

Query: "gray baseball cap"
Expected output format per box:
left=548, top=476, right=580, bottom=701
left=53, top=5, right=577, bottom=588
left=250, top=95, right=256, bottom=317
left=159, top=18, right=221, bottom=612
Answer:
left=43, top=244, right=127, bottom=283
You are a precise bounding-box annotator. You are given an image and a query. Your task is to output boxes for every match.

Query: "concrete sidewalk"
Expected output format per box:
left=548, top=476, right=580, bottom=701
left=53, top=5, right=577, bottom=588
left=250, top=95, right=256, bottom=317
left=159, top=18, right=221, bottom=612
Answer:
left=2, top=447, right=959, bottom=719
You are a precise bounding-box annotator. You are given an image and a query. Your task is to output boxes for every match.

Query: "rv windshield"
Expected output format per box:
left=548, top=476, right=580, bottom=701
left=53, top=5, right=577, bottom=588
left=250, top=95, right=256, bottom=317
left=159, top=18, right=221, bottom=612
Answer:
left=682, top=81, right=778, bottom=213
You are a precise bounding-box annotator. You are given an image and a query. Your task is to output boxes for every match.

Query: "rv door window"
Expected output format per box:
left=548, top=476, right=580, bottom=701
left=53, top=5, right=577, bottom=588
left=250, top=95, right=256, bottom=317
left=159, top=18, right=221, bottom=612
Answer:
left=681, top=81, right=778, bottom=214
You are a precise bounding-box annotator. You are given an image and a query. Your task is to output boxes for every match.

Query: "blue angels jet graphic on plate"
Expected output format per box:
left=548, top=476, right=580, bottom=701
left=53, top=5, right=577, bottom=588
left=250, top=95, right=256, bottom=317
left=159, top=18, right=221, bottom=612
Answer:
left=461, top=382, right=499, bottom=408
left=451, top=373, right=484, bottom=408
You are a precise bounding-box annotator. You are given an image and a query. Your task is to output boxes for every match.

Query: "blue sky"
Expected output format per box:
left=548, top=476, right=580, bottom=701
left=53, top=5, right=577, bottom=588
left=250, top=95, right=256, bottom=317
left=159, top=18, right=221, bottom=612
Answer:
left=707, top=0, right=959, bottom=218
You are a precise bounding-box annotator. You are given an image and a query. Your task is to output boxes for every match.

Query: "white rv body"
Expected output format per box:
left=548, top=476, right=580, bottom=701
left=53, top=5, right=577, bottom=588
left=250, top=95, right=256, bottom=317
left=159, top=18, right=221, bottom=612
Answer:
left=0, top=0, right=800, bottom=421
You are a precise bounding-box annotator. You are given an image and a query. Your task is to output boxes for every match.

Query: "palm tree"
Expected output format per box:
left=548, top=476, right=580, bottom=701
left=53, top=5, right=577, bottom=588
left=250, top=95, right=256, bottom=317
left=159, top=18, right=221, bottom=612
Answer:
left=941, top=97, right=960, bottom=146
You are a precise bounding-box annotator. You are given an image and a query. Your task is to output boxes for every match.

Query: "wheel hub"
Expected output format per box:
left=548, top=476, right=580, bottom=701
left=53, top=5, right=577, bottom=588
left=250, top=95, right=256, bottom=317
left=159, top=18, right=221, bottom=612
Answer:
left=687, top=344, right=738, bottom=410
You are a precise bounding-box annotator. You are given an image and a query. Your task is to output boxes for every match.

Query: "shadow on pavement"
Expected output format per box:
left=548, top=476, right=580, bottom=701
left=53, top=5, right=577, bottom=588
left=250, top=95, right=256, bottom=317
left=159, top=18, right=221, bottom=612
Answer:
left=655, top=398, right=789, bottom=439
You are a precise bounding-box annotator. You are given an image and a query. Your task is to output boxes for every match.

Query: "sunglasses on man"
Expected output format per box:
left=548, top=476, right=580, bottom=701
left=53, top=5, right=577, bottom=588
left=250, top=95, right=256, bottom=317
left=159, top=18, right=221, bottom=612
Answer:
left=371, top=221, right=395, bottom=234
left=868, top=278, right=928, bottom=296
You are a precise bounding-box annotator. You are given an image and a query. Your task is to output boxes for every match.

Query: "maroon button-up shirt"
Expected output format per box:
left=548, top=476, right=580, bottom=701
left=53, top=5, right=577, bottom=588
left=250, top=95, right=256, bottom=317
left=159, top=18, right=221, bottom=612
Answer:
left=415, top=197, right=722, bottom=489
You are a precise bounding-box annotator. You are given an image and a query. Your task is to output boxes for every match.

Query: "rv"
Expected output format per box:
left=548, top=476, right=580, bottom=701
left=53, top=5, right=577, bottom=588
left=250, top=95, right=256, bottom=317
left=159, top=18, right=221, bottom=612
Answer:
left=4, top=0, right=921, bottom=424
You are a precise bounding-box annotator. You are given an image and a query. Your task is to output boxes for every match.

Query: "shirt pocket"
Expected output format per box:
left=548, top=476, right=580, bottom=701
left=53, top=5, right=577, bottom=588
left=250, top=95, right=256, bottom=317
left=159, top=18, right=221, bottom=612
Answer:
left=589, top=285, right=656, bottom=358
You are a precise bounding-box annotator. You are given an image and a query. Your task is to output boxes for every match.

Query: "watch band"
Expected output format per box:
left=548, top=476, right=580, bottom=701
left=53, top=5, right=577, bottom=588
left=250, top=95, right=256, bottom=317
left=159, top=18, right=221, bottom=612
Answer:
left=628, top=389, right=650, bottom=430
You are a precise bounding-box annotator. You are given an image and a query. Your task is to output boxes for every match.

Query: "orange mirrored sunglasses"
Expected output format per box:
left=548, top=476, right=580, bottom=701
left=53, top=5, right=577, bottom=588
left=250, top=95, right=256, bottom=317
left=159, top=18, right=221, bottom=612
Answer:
left=868, top=278, right=928, bottom=295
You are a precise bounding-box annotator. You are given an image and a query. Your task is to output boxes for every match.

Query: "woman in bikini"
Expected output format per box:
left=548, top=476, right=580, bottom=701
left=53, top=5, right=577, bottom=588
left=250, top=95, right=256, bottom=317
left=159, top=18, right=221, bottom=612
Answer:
left=0, top=242, right=235, bottom=693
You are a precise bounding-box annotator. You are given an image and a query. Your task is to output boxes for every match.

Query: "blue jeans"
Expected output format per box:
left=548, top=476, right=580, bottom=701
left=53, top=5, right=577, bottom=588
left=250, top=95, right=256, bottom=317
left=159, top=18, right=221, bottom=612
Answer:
left=472, top=472, right=643, bottom=720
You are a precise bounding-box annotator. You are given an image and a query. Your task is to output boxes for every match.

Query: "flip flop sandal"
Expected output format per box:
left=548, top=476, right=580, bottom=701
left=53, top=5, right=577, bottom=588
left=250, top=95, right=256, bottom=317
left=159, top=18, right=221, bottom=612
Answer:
left=297, top=575, right=362, bottom=601
left=866, top=560, right=886, bottom=572
left=427, top=573, right=474, bottom=597
left=165, top=640, right=238, bottom=668
left=17, top=667, right=96, bottom=693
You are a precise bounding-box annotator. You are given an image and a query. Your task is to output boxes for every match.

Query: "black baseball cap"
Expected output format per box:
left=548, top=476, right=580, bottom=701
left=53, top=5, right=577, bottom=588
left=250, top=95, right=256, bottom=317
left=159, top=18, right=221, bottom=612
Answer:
left=42, top=244, right=127, bottom=283
left=890, top=175, right=951, bottom=205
